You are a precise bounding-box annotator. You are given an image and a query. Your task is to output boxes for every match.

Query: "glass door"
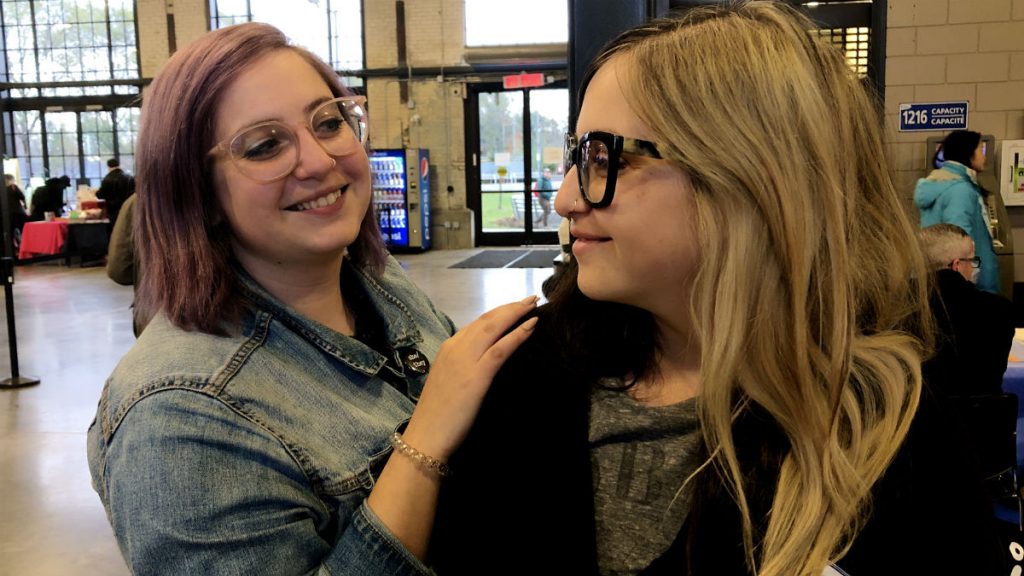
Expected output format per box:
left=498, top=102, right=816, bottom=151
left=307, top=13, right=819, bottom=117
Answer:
left=468, top=84, right=568, bottom=246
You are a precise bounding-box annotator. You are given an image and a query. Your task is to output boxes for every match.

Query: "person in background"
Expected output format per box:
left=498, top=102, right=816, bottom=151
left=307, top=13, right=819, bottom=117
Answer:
left=3, top=174, right=28, bottom=235
left=28, top=181, right=47, bottom=221
left=87, top=22, right=536, bottom=575
left=537, top=166, right=554, bottom=227
left=96, top=157, right=134, bottom=231
left=431, top=3, right=1003, bottom=575
left=919, top=223, right=1013, bottom=396
left=915, top=129, right=1001, bottom=294
left=29, top=175, right=69, bottom=221
left=105, top=193, right=145, bottom=336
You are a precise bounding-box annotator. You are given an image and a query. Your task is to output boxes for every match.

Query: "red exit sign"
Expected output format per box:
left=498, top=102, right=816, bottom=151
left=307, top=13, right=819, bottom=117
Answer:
left=502, top=73, right=545, bottom=89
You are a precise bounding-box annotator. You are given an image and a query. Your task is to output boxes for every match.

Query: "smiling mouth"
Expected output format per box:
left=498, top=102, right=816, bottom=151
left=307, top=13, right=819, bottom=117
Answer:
left=286, top=185, right=346, bottom=212
left=573, top=234, right=610, bottom=243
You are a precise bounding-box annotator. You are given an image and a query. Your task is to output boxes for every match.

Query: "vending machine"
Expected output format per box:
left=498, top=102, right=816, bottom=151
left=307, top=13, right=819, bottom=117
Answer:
left=369, top=148, right=431, bottom=251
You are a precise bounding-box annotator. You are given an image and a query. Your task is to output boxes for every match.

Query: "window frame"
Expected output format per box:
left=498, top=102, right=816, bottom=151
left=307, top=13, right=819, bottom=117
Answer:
left=0, top=0, right=143, bottom=188
left=207, top=0, right=365, bottom=76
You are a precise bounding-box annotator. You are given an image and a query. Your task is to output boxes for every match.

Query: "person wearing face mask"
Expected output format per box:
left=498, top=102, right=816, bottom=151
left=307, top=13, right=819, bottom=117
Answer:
left=430, top=3, right=1004, bottom=575
left=919, top=223, right=1013, bottom=397
left=915, top=130, right=1001, bottom=294
left=85, top=22, right=537, bottom=575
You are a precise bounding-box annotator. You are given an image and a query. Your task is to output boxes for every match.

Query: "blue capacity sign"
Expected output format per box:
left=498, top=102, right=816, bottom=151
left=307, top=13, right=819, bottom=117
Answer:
left=898, top=101, right=969, bottom=132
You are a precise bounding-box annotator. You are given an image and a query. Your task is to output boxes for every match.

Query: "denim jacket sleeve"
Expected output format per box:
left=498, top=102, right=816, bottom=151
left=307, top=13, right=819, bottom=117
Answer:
left=92, top=388, right=433, bottom=576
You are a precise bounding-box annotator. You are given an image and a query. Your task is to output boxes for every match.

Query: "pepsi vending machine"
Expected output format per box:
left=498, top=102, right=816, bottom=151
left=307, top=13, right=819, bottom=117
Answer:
left=369, top=148, right=431, bottom=251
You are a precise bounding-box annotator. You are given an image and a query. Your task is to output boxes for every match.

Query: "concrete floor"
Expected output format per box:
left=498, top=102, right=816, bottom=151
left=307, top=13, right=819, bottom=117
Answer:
left=0, top=249, right=554, bottom=575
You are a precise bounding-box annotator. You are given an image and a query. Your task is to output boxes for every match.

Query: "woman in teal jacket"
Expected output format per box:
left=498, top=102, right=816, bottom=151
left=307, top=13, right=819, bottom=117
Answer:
left=914, top=130, right=1000, bottom=293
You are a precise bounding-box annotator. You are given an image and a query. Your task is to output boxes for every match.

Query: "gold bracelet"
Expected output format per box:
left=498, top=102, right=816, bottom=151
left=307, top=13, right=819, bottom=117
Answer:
left=390, top=432, right=452, bottom=478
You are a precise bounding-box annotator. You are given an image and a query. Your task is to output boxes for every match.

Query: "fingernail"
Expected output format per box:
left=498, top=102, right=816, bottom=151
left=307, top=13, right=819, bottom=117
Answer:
left=521, top=295, right=539, bottom=306
left=521, top=317, right=539, bottom=331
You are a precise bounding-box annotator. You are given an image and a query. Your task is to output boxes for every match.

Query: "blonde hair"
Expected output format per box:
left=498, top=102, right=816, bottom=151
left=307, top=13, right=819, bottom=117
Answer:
left=588, top=2, right=932, bottom=574
left=919, top=223, right=972, bottom=269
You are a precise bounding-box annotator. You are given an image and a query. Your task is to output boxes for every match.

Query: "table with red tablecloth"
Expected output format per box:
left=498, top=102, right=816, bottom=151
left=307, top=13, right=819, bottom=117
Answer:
left=18, top=220, right=69, bottom=259
left=17, top=219, right=110, bottom=263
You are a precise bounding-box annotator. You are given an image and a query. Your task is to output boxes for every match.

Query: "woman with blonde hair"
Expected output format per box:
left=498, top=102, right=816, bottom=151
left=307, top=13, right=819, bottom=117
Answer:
left=430, top=2, right=1002, bottom=574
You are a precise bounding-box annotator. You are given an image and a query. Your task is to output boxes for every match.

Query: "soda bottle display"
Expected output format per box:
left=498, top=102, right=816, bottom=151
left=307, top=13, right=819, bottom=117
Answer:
left=394, top=205, right=406, bottom=231
left=378, top=202, right=389, bottom=241
left=368, top=148, right=428, bottom=250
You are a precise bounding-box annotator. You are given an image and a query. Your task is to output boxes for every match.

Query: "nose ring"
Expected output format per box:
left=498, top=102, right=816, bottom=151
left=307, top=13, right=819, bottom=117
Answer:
left=329, top=157, right=337, bottom=168
left=572, top=198, right=578, bottom=212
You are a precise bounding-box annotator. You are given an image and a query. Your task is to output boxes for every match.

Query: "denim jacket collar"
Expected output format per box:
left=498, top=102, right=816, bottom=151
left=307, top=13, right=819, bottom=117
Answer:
left=233, top=259, right=425, bottom=377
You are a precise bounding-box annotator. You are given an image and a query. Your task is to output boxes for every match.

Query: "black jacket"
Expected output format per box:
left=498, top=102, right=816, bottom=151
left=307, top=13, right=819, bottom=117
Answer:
left=29, top=178, right=66, bottom=220
left=2, top=184, right=28, bottom=231
left=96, top=168, right=134, bottom=224
left=431, top=308, right=1006, bottom=575
left=929, top=269, right=1014, bottom=396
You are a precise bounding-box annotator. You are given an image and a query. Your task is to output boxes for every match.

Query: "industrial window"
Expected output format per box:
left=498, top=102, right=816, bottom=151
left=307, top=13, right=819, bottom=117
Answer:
left=80, top=110, right=116, bottom=184
left=113, top=107, right=139, bottom=177
left=0, top=1, right=144, bottom=186
left=668, top=1, right=883, bottom=93
left=209, top=0, right=364, bottom=80
left=72, top=107, right=134, bottom=188
left=45, top=112, right=79, bottom=180
left=0, top=0, right=140, bottom=97
left=465, top=0, right=567, bottom=46
left=11, top=111, right=44, bottom=186
left=814, top=26, right=870, bottom=78
left=6, top=106, right=139, bottom=190
left=799, top=0, right=881, bottom=92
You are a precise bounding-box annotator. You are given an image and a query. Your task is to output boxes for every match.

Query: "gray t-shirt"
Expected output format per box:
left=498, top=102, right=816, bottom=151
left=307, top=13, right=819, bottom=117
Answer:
left=589, top=385, right=703, bottom=576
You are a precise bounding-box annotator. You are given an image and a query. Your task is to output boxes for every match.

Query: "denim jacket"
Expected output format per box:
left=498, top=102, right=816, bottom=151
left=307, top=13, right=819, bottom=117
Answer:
left=88, top=256, right=455, bottom=575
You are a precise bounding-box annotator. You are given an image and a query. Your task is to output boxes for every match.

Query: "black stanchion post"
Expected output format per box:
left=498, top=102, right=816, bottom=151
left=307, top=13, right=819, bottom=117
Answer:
left=0, top=175, right=39, bottom=388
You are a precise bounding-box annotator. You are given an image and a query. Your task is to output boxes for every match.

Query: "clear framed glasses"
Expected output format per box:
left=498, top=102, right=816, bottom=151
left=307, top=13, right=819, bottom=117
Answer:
left=563, top=130, right=663, bottom=208
left=954, top=256, right=981, bottom=269
left=209, top=95, right=368, bottom=183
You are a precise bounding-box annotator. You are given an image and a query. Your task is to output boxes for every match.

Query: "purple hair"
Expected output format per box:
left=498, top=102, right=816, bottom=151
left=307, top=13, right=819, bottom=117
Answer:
left=135, top=22, right=386, bottom=335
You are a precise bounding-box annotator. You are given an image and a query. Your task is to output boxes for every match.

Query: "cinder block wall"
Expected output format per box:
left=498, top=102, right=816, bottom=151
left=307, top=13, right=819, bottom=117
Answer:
left=885, top=0, right=1024, bottom=280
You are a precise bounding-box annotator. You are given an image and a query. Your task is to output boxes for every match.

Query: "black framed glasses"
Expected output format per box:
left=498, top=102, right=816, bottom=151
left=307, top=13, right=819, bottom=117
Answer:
left=953, top=256, right=981, bottom=269
left=563, top=131, right=663, bottom=208
left=209, top=96, right=368, bottom=183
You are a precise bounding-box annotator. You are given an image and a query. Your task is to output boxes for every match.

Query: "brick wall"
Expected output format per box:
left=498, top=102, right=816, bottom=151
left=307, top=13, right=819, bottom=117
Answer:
left=135, top=0, right=169, bottom=78
left=136, top=0, right=209, bottom=78
left=886, top=0, right=1024, bottom=282
left=365, top=0, right=474, bottom=248
left=174, top=0, right=212, bottom=52
left=365, top=0, right=464, bottom=69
